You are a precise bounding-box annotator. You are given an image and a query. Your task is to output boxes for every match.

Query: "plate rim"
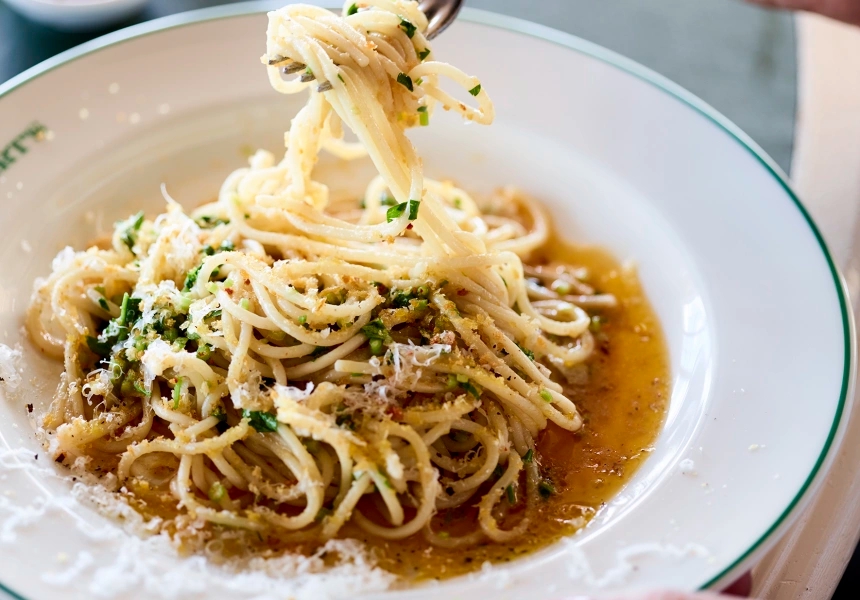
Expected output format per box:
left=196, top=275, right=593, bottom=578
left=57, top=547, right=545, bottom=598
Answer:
left=0, top=2, right=853, bottom=596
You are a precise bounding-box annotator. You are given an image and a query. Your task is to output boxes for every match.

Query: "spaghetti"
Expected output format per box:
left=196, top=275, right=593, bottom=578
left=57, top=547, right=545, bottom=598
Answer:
left=27, top=0, right=609, bottom=551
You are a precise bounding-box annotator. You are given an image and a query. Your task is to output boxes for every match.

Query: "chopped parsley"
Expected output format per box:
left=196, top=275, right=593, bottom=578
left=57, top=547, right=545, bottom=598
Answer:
left=538, top=479, right=555, bottom=499
left=468, top=83, right=482, bottom=96
left=85, top=336, right=112, bottom=358
left=183, top=265, right=202, bottom=291
left=361, top=318, right=390, bottom=355
left=418, top=48, right=431, bottom=61
left=396, top=73, right=413, bottom=91
left=517, top=344, right=535, bottom=361
left=118, top=293, right=141, bottom=327
left=172, top=378, right=183, bottom=409
left=506, top=484, right=516, bottom=504
left=208, top=481, right=227, bottom=503
left=522, top=448, right=534, bottom=463
left=119, top=211, right=145, bottom=250
left=97, top=298, right=109, bottom=311
left=387, top=199, right=420, bottom=222
left=459, top=380, right=481, bottom=399
left=347, top=3, right=358, bottom=15
left=400, top=19, right=416, bottom=38
left=539, top=389, right=553, bottom=403
left=196, top=344, right=212, bottom=361
left=198, top=215, right=230, bottom=228
left=242, top=409, right=279, bottom=432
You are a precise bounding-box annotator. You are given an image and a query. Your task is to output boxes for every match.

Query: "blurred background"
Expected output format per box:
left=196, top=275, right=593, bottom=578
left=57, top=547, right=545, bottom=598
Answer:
left=1, top=1, right=859, bottom=599
left=0, top=0, right=797, bottom=170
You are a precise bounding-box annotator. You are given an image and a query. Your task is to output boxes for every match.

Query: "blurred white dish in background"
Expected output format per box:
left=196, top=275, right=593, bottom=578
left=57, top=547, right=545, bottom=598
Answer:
left=1, top=0, right=148, bottom=31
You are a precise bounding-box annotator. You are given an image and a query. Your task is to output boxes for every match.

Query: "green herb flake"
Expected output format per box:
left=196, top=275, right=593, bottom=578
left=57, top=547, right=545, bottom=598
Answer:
left=242, top=409, right=279, bottom=432
left=208, top=481, right=227, bottom=503
left=538, top=479, right=555, bottom=499
left=539, top=389, right=553, bottom=403
left=396, top=73, right=413, bottom=92
left=418, top=108, right=429, bottom=126
left=119, top=211, right=145, bottom=250
left=298, top=315, right=308, bottom=325
left=337, top=73, right=344, bottom=83
left=400, top=19, right=416, bottom=38
left=468, top=83, right=482, bottom=96
left=97, top=298, right=109, bottom=311
left=407, top=199, right=420, bottom=220
left=418, top=48, right=431, bottom=61
left=85, top=336, right=112, bottom=358
left=386, top=202, right=407, bottom=222
left=196, top=344, right=212, bottom=361
left=183, top=264, right=202, bottom=291
left=459, top=380, right=481, bottom=399
left=347, top=3, right=358, bottom=15
left=506, top=484, right=517, bottom=505
left=517, top=344, right=535, bottom=361
left=118, top=293, right=142, bottom=327
left=523, top=448, right=534, bottom=463
left=132, top=378, right=150, bottom=397
left=172, top=378, right=183, bottom=409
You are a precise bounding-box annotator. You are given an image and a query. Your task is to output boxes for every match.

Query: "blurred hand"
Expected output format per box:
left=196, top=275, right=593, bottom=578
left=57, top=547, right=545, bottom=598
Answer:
left=746, top=0, right=860, bottom=25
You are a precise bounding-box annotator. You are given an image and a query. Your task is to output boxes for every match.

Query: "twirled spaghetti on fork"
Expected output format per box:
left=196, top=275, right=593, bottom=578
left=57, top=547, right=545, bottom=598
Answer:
left=27, top=0, right=614, bottom=552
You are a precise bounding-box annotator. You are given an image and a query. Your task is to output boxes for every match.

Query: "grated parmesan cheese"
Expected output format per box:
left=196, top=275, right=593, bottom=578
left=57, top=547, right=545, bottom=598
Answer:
left=0, top=343, right=22, bottom=390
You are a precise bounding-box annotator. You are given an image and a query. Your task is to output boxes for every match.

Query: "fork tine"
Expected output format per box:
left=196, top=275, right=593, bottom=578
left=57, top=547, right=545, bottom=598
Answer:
left=284, top=62, right=307, bottom=75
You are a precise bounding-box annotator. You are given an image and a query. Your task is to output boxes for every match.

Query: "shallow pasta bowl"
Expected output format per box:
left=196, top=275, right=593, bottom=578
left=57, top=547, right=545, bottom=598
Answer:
left=0, top=2, right=853, bottom=598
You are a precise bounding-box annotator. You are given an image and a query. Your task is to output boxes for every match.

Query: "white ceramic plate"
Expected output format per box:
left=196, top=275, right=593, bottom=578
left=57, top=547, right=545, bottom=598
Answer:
left=0, top=3, right=853, bottom=599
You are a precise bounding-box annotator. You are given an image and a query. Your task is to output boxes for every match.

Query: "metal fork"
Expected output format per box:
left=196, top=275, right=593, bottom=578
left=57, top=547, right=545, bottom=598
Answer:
left=269, top=0, right=464, bottom=92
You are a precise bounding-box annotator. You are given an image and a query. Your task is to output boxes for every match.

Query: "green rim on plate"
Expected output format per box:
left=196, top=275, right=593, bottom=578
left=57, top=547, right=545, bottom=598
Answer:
left=0, top=3, right=851, bottom=597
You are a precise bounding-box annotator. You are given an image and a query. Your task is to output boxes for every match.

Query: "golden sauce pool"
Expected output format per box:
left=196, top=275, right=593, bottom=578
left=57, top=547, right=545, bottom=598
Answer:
left=359, top=238, right=670, bottom=580
left=121, top=236, right=669, bottom=581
